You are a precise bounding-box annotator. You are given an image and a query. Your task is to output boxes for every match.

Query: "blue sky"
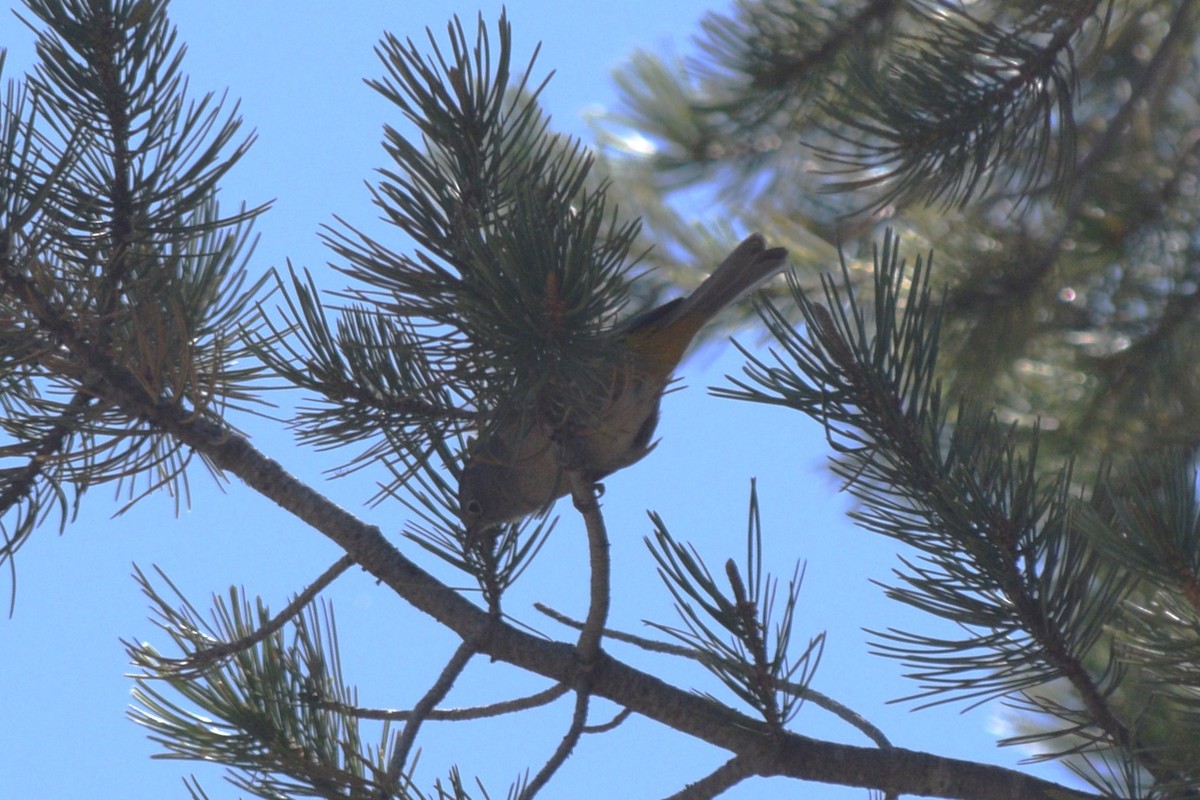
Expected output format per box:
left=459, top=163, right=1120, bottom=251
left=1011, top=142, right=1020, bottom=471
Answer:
left=2, top=2, right=1083, bottom=798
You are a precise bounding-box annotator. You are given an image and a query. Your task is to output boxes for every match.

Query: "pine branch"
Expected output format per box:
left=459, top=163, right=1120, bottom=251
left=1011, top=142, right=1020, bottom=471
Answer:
left=384, top=639, right=481, bottom=795
left=534, top=601, right=892, bottom=749
left=520, top=689, right=590, bottom=800
left=128, top=588, right=387, bottom=799
left=511, top=474, right=609, bottom=800
left=721, top=230, right=1193, bottom=786
left=2, top=0, right=270, bottom=572
left=663, top=756, right=755, bottom=800
left=818, top=0, right=1096, bottom=209
left=581, top=707, right=632, bottom=734
left=120, top=384, right=1097, bottom=798
left=144, top=556, right=354, bottom=679
left=319, top=683, right=570, bottom=723
left=646, top=483, right=824, bottom=732
left=570, top=471, right=610, bottom=664
left=253, top=13, right=646, bottom=526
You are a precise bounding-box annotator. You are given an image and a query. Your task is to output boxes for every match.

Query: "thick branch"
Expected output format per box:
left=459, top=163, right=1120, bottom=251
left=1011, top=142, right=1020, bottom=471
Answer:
left=163, top=416, right=1092, bottom=798
left=6, top=254, right=1098, bottom=800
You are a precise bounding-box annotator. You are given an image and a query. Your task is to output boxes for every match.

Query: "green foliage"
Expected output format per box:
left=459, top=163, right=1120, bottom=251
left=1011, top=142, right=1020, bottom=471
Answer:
left=8, top=0, right=1200, bottom=798
left=611, top=8, right=1200, bottom=787
left=401, top=436, right=556, bottom=615
left=334, top=14, right=638, bottom=428
left=127, top=566, right=395, bottom=800
left=252, top=13, right=649, bottom=515
left=600, top=0, right=1200, bottom=472
left=0, top=0, right=269, bottom=571
left=816, top=1, right=1084, bottom=209
left=723, top=231, right=1200, bottom=792
left=646, top=482, right=824, bottom=730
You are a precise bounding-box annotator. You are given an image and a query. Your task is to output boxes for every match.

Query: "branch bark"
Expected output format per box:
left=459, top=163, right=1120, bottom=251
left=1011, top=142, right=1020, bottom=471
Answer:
left=157, top=408, right=1094, bottom=800
left=4, top=259, right=1099, bottom=799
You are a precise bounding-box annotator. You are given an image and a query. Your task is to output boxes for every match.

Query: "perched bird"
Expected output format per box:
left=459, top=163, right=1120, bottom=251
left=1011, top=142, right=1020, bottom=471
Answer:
left=458, top=233, right=789, bottom=532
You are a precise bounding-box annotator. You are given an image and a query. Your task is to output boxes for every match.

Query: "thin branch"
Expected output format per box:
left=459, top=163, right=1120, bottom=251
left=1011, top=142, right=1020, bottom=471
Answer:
left=570, top=471, right=610, bottom=663
left=383, top=636, right=480, bottom=795
left=664, top=755, right=755, bottom=800
left=534, top=602, right=893, bottom=750
left=520, top=689, right=590, bottom=800
left=155, top=555, right=354, bottom=677
left=317, top=683, right=570, bottom=722
left=582, top=707, right=632, bottom=734
left=516, top=473, right=610, bottom=799
left=724, top=558, right=785, bottom=729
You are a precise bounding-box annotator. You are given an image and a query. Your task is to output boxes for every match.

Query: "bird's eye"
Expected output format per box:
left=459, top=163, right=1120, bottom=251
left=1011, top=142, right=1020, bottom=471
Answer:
left=465, top=499, right=483, bottom=517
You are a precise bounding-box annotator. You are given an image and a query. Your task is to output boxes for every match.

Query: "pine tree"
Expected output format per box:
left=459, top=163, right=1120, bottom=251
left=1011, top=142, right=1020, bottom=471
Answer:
left=2, top=1, right=1198, bottom=798
left=599, top=0, right=1200, bottom=793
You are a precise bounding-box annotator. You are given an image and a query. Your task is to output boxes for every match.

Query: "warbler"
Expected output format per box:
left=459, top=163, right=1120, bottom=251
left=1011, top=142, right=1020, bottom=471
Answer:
left=458, top=233, right=789, bottom=532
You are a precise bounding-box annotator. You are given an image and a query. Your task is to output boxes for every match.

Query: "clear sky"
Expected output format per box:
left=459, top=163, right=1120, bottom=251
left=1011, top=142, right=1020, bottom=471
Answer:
left=2, top=2, right=1083, bottom=798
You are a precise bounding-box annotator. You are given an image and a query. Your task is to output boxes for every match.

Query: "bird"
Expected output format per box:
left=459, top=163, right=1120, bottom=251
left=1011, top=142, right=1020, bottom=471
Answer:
left=457, top=233, right=789, bottom=533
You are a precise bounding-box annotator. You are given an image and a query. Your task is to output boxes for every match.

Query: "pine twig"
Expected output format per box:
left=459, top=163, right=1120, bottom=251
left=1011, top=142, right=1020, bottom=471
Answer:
left=383, top=637, right=480, bottom=794
left=316, top=683, right=570, bottom=722
left=570, top=471, right=610, bottom=663
left=152, top=555, right=354, bottom=678
left=534, top=602, right=892, bottom=750
left=520, top=689, right=590, bottom=800
left=663, top=755, right=755, bottom=800
left=518, top=472, right=610, bottom=799
left=581, top=707, right=632, bottom=734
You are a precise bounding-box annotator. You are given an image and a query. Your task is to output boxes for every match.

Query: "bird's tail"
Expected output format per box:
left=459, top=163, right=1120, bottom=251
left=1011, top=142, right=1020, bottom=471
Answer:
left=626, top=234, right=789, bottom=370
left=673, top=233, right=789, bottom=324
